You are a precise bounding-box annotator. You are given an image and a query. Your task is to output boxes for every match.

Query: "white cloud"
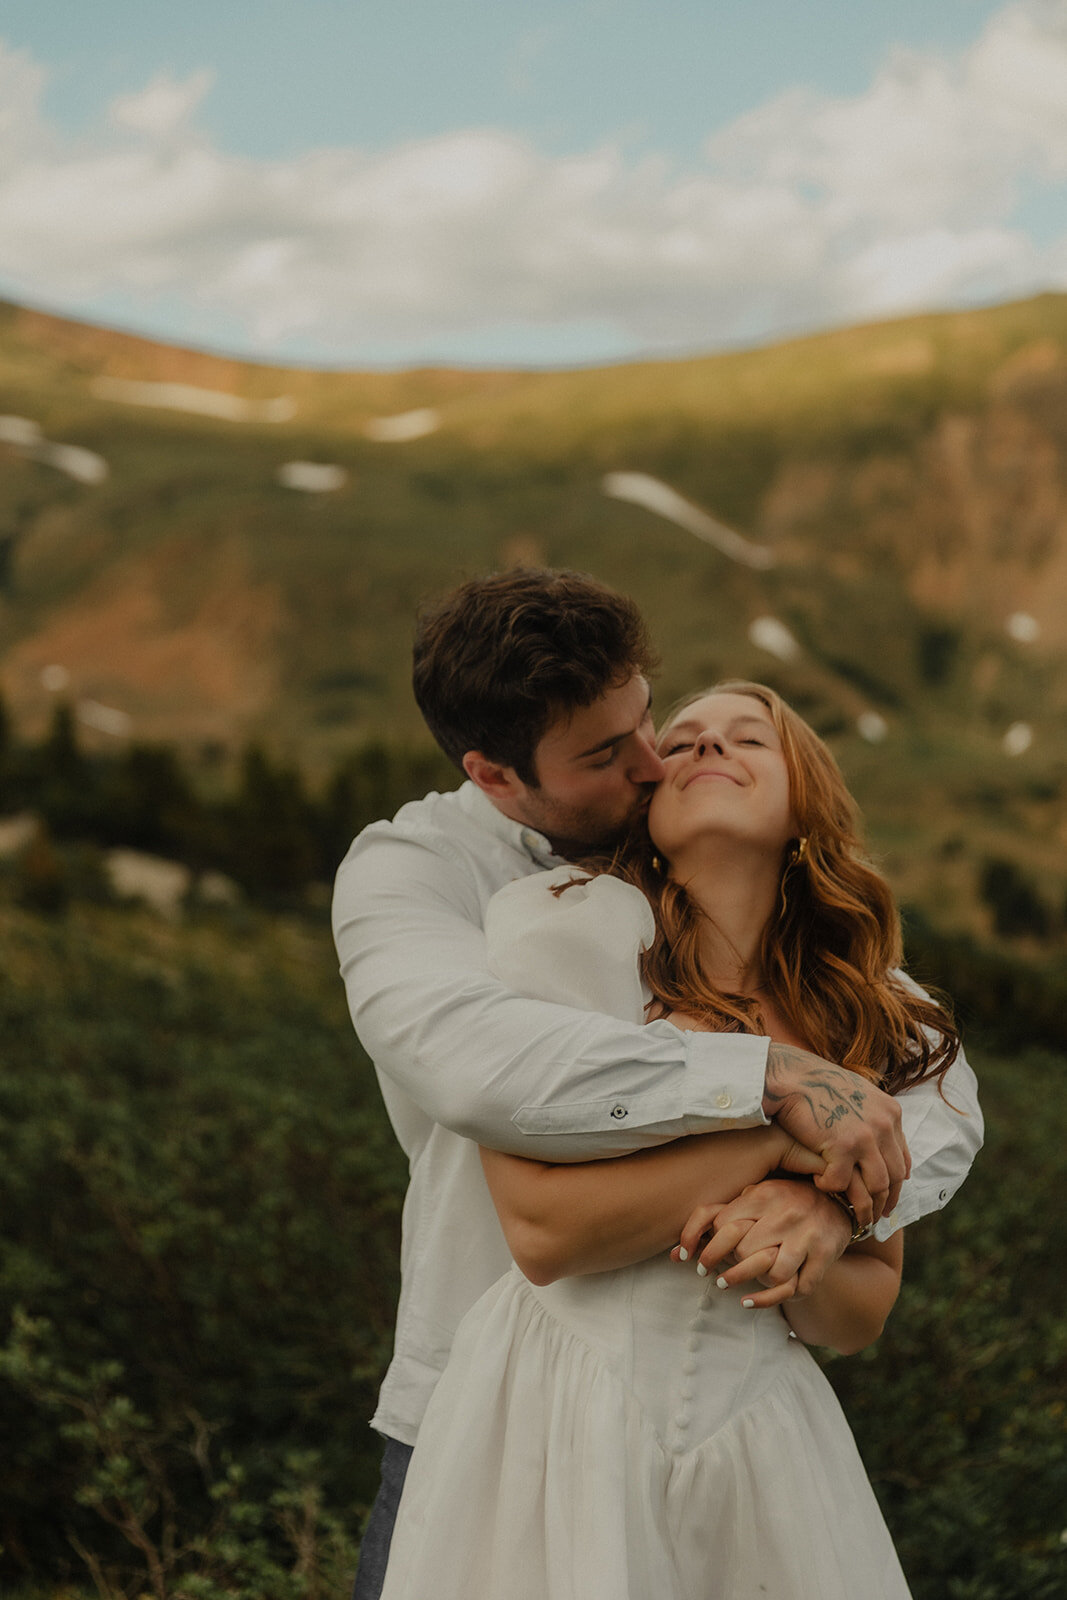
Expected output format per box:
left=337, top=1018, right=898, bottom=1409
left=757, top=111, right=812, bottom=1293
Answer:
left=0, top=3, right=1065, bottom=361
left=109, top=70, right=214, bottom=139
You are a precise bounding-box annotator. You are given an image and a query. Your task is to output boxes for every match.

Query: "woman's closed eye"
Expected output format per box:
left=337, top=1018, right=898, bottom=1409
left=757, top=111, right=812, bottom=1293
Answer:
left=661, top=740, right=693, bottom=757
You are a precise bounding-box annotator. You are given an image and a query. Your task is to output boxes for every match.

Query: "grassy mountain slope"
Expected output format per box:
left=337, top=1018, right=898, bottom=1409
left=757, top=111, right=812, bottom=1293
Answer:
left=1, top=294, right=1066, bottom=937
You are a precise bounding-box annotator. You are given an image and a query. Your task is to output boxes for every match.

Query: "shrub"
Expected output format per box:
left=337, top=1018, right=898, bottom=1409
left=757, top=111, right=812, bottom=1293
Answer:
left=0, top=905, right=1062, bottom=1597
left=826, top=1048, right=1066, bottom=1600
left=0, top=906, right=404, bottom=1595
left=978, top=857, right=1054, bottom=939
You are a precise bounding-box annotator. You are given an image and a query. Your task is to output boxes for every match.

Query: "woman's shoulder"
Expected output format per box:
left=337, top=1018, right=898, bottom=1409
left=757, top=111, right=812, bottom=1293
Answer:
left=487, top=866, right=655, bottom=944
left=484, top=867, right=655, bottom=1022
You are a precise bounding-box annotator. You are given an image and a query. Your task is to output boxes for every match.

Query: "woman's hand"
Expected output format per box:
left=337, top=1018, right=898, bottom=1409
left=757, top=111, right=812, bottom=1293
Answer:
left=673, top=1177, right=852, bottom=1309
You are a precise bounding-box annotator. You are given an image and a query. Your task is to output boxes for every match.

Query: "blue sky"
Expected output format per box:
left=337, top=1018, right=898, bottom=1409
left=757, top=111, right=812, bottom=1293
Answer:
left=1, top=0, right=1065, bottom=366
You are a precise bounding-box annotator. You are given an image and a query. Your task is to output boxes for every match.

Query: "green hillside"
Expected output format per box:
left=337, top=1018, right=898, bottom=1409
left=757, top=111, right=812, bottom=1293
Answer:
left=1, top=294, right=1066, bottom=938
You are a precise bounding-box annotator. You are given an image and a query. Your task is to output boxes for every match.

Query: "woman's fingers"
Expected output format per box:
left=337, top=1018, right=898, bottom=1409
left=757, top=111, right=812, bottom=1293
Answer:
left=692, top=1218, right=754, bottom=1275
left=676, top=1202, right=726, bottom=1261
left=734, top=1273, right=801, bottom=1310
left=708, top=1246, right=801, bottom=1307
left=704, top=1244, right=778, bottom=1286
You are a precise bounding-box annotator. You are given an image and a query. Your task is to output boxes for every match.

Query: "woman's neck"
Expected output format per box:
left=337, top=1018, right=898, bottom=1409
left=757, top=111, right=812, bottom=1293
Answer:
left=667, top=846, right=780, bottom=996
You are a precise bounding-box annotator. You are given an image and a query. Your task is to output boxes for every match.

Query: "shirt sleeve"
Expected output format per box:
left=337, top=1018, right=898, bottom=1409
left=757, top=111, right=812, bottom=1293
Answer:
left=873, top=976, right=984, bottom=1239
left=332, top=829, right=770, bottom=1162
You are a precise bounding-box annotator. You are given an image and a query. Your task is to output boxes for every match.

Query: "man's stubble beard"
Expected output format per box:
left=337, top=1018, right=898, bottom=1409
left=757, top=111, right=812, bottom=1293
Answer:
left=523, top=790, right=654, bottom=861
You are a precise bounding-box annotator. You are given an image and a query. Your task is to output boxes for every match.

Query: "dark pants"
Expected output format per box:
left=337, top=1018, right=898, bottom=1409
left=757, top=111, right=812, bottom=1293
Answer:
left=352, top=1436, right=414, bottom=1600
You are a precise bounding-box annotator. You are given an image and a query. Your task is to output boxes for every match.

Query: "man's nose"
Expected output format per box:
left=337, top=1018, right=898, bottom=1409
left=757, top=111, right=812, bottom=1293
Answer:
left=630, top=734, right=666, bottom=783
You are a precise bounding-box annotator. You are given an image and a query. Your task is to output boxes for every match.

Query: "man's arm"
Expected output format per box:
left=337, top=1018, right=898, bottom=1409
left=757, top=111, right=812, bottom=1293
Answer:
left=333, top=830, right=770, bottom=1163
left=333, top=829, right=957, bottom=1216
left=872, top=1038, right=982, bottom=1238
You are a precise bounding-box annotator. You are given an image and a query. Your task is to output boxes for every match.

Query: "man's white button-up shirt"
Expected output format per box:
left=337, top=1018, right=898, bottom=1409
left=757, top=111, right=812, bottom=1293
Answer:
left=332, top=781, right=982, bottom=1446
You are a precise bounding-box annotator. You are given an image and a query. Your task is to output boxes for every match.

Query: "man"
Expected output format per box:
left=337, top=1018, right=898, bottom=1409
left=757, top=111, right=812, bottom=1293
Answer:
left=332, top=568, right=981, bottom=1599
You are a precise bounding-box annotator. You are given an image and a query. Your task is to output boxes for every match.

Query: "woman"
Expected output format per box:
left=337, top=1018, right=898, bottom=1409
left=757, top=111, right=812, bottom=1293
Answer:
left=379, top=683, right=960, bottom=1600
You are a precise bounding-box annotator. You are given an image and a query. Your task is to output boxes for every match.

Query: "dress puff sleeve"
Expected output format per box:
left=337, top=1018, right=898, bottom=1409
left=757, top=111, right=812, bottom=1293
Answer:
left=484, top=867, right=655, bottom=1027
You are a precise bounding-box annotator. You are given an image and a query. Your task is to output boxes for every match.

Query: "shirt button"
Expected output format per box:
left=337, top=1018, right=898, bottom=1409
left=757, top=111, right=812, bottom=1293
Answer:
left=715, top=1092, right=733, bottom=1110
left=939, top=1189, right=949, bottom=1203
left=610, top=1104, right=628, bottom=1120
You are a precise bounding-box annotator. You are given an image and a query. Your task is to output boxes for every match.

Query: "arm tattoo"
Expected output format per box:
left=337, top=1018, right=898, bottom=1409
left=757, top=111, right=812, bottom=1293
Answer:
left=765, top=1043, right=869, bottom=1130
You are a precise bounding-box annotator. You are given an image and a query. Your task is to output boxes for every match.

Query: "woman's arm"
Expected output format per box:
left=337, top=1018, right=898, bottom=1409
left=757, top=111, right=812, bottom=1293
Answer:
left=678, top=1176, right=903, bottom=1354
left=779, top=1231, right=903, bottom=1354
left=480, top=1124, right=824, bottom=1285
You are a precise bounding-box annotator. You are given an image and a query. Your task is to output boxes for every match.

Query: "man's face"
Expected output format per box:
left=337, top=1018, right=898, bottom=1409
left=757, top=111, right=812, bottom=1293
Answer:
left=499, top=674, right=666, bottom=854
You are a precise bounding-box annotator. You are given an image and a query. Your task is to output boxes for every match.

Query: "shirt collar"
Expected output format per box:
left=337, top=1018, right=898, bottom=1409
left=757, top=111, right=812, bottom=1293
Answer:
left=459, top=781, right=567, bottom=868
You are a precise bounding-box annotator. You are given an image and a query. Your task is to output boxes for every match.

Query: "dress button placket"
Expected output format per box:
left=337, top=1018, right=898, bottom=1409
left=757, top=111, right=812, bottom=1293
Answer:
left=671, top=1284, right=709, bottom=1452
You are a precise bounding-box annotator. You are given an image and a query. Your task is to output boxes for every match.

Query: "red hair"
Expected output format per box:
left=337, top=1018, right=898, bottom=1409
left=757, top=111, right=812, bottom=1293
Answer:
left=579, top=682, right=958, bottom=1093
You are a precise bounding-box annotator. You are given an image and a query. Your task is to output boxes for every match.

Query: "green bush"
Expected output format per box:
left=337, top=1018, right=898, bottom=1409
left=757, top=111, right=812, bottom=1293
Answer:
left=0, top=903, right=1062, bottom=1597
left=827, top=1048, right=1066, bottom=1599
left=0, top=905, right=404, bottom=1596
left=978, top=856, right=1055, bottom=940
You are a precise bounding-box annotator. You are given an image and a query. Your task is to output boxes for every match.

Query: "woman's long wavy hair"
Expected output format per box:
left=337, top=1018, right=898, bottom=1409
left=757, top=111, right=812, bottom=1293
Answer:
left=580, top=681, right=959, bottom=1095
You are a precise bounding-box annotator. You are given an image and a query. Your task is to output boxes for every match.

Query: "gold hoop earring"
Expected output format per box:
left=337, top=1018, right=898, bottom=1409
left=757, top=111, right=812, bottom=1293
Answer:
left=778, top=837, right=808, bottom=918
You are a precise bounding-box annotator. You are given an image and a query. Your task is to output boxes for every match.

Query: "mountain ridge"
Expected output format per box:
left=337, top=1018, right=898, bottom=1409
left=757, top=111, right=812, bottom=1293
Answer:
left=1, top=292, right=1065, bottom=936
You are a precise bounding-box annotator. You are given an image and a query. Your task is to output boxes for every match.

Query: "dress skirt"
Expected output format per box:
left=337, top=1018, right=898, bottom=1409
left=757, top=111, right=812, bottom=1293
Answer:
left=380, top=1257, right=912, bottom=1600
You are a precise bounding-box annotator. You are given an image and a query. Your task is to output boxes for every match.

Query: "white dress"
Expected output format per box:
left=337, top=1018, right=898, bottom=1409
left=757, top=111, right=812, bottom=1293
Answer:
left=380, top=871, right=912, bottom=1600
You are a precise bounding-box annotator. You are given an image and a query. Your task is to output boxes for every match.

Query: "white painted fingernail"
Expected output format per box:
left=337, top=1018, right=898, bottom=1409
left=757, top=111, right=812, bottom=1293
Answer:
left=696, top=1263, right=708, bottom=1277
left=678, top=1247, right=688, bottom=1261
left=716, top=1276, right=729, bottom=1290
left=741, top=1298, right=755, bottom=1309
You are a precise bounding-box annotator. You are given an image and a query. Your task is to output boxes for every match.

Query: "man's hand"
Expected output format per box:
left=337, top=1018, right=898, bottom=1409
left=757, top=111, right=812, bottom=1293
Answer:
left=672, top=1178, right=853, bottom=1308
left=764, top=1043, right=909, bottom=1227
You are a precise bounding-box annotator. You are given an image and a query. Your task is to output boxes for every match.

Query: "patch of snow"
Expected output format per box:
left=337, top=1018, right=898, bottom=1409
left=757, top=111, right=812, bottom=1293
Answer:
left=92, top=377, right=296, bottom=423
left=748, top=616, right=800, bottom=662
left=0, top=415, right=42, bottom=446
left=0, top=414, right=108, bottom=483
left=603, top=472, right=775, bottom=569
left=36, top=441, right=109, bottom=483
left=76, top=699, right=132, bottom=737
left=857, top=711, right=889, bottom=743
left=363, top=408, right=441, bottom=442
left=1005, top=612, right=1040, bottom=644
left=1002, top=722, right=1032, bottom=756
left=277, top=460, right=348, bottom=492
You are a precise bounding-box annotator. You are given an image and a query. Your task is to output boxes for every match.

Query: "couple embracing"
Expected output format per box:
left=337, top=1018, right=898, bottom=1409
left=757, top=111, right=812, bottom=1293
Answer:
left=332, top=568, right=982, bottom=1600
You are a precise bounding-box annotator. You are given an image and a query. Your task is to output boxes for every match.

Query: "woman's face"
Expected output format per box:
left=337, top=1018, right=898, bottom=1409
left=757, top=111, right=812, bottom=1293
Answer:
left=647, top=691, right=799, bottom=867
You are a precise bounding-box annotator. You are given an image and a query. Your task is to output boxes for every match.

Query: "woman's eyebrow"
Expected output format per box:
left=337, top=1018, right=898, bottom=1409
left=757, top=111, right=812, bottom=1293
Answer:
left=659, top=713, right=774, bottom=744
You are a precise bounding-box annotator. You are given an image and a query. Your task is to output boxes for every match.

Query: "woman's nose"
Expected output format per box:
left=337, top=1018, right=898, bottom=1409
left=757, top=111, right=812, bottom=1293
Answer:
left=695, top=732, right=724, bottom=757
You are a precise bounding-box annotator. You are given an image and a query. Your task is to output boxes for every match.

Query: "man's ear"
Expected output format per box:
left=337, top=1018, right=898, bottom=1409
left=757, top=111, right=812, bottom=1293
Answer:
left=462, top=751, right=524, bottom=804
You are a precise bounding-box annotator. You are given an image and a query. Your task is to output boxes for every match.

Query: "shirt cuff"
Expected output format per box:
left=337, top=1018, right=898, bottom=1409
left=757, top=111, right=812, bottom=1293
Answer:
left=872, top=1173, right=962, bottom=1240
left=510, top=1030, right=770, bottom=1140
left=678, top=1029, right=769, bottom=1129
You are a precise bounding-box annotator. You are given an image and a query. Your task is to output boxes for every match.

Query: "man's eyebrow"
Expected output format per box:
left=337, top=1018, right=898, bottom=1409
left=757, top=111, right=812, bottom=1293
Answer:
left=573, top=686, right=654, bottom=761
